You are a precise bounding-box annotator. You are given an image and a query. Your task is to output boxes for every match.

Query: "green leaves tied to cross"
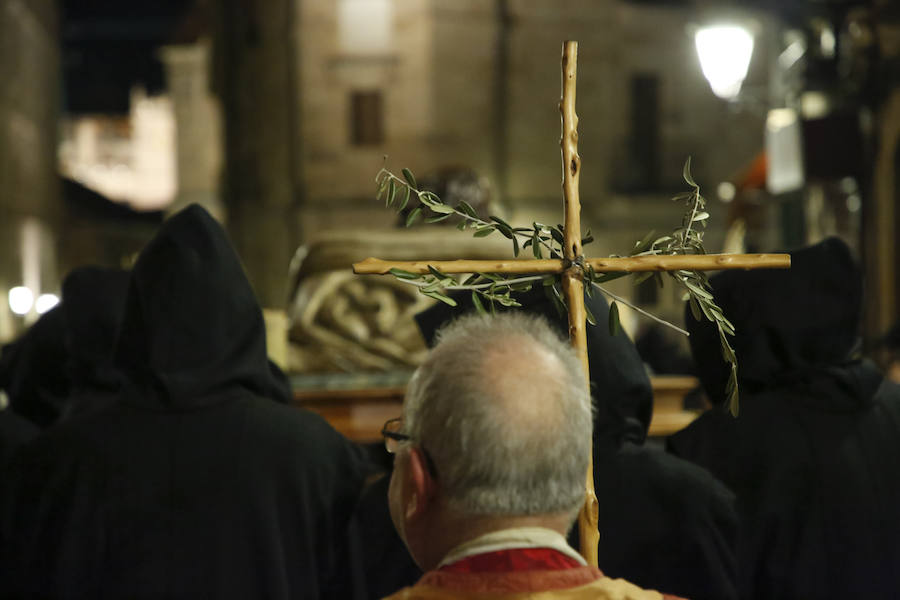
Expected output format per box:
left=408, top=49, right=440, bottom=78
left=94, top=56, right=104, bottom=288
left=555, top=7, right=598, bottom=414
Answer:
left=353, top=41, right=790, bottom=566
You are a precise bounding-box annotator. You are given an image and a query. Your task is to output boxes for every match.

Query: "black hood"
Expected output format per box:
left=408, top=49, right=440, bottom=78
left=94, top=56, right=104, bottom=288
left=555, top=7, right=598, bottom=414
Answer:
left=415, top=287, right=653, bottom=450
left=687, top=237, right=866, bottom=406
left=0, top=307, right=70, bottom=428
left=113, top=204, right=280, bottom=408
left=61, top=266, right=130, bottom=393
left=0, top=268, right=130, bottom=427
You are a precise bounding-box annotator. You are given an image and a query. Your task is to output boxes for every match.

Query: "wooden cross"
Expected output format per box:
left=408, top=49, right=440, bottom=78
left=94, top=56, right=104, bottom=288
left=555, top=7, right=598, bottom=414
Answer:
left=353, top=41, right=790, bottom=566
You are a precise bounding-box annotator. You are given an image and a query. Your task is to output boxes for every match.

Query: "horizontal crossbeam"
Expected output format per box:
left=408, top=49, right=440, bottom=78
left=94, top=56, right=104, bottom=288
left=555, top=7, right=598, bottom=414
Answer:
left=353, top=253, right=791, bottom=276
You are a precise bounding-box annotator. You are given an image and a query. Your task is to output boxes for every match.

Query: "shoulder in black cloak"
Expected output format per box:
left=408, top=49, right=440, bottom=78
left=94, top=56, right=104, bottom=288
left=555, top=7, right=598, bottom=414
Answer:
left=0, top=408, right=37, bottom=467
left=350, top=286, right=738, bottom=600
left=0, top=205, right=365, bottom=600
left=668, top=237, right=900, bottom=599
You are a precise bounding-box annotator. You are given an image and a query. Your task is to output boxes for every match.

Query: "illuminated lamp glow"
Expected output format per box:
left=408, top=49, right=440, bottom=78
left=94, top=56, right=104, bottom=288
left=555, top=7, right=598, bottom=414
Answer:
left=717, top=181, right=737, bottom=203
left=695, top=25, right=755, bottom=100
left=35, top=293, right=60, bottom=314
left=8, top=286, right=34, bottom=316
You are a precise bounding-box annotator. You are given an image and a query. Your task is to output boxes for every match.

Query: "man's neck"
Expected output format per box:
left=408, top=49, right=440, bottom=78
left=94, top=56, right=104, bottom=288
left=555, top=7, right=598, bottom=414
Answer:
left=413, top=503, right=574, bottom=571
left=438, top=526, right=587, bottom=569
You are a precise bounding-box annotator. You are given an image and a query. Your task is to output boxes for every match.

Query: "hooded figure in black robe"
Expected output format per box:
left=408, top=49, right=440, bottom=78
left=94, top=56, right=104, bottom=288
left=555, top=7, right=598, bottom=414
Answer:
left=0, top=267, right=127, bottom=469
left=0, top=266, right=130, bottom=428
left=58, top=266, right=131, bottom=416
left=406, top=287, right=738, bottom=600
left=1, top=205, right=365, bottom=600
left=667, top=237, right=900, bottom=599
left=0, top=306, right=70, bottom=428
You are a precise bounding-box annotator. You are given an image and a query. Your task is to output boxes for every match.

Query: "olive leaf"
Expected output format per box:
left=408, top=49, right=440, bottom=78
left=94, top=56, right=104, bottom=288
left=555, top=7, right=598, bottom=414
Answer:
left=405, top=206, right=422, bottom=227
left=682, top=156, right=696, bottom=187
left=402, top=168, right=417, bottom=189
left=585, top=302, right=597, bottom=326
left=608, top=301, right=621, bottom=336
left=389, top=268, right=419, bottom=280
left=457, top=200, right=478, bottom=219
left=386, top=179, right=395, bottom=207
left=472, top=291, right=487, bottom=315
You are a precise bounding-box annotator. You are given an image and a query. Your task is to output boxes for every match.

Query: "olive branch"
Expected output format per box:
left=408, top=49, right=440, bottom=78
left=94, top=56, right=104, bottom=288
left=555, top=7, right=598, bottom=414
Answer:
left=375, top=159, right=739, bottom=415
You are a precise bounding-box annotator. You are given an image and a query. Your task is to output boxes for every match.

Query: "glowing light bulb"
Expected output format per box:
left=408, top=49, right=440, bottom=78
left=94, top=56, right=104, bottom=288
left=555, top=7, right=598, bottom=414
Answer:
left=8, top=286, right=34, bottom=316
left=695, top=25, right=755, bottom=100
left=35, top=293, right=60, bottom=314
left=717, top=181, right=737, bottom=203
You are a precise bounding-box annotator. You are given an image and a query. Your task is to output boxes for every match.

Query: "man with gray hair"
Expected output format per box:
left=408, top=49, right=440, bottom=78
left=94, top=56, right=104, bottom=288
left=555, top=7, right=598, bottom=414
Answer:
left=381, top=312, right=680, bottom=599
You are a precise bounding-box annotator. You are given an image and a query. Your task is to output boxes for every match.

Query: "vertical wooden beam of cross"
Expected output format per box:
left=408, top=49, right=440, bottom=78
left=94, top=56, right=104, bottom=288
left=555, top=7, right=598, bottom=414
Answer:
left=353, top=41, right=790, bottom=565
left=558, top=41, right=600, bottom=565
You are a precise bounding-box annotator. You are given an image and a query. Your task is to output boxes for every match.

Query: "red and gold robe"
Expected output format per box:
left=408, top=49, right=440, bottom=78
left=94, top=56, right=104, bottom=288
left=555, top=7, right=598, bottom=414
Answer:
left=382, top=528, right=684, bottom=600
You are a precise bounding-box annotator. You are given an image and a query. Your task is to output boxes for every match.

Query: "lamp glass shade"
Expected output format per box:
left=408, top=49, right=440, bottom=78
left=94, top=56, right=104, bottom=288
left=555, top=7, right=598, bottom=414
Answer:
left=695, top=25, right=754, bottom=100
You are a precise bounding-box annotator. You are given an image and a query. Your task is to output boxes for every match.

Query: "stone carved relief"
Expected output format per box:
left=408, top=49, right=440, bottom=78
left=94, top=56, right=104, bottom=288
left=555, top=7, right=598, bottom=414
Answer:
left=288, top=229, right=510, bottom=372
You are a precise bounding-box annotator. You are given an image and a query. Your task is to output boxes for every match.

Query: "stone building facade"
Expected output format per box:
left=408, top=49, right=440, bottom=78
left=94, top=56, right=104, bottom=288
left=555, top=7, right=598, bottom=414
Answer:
left=289, top=0, right=766, bottom=330
left=0, top=0, right=769, bottom=337
left=0, top=0, right=60, bottom=339
left=208, top=0, right=767, bottom=319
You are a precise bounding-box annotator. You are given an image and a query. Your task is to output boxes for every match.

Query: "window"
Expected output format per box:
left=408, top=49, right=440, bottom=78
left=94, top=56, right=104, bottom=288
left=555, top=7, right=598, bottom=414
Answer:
left=338, top=0, right=392, bottom=55
left=350, top=91, right=384, bottom=146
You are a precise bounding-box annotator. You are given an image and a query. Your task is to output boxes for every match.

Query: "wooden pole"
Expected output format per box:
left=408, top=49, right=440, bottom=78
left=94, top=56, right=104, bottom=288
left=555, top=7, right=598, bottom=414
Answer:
left=353, top=254, right=791, bottom=275
left=558, top=40, right=599, bottom=567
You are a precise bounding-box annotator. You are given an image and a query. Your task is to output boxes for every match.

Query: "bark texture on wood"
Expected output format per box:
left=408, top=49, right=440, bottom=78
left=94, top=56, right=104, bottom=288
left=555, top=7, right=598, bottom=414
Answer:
left=353, top=254, right=791, bottom=275
left=559, top=40, right=599, bottom=567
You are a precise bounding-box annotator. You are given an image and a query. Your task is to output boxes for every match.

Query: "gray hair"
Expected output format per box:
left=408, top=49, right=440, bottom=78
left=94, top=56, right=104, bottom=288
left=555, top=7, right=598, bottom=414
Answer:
left=404, top=311, right=592, bottom=517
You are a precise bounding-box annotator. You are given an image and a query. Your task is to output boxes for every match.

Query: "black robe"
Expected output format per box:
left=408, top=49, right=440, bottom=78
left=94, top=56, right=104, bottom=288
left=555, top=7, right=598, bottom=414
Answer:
left=668, top=237, right=900, bottom=599
left=412, top=287, right=738, bottom=600
left=0, top=409, right=37, bottom=468
left=0, top=205, right=365, bottom=600
left=350, top=470, right=423, bottom=600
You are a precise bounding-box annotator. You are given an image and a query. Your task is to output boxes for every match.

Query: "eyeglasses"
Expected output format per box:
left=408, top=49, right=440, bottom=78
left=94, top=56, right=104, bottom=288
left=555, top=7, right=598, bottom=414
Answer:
left=381, top=417, right=439, bottom=479
left=381, top=417, right=411, bottom=454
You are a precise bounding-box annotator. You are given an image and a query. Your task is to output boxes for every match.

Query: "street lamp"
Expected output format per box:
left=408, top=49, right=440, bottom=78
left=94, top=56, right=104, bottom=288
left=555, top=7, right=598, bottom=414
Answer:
left=8, top=286, right=34, bottom=316
left=35, top=293, right=60, bottom=314
left=695, top=24, right=755, bottom=100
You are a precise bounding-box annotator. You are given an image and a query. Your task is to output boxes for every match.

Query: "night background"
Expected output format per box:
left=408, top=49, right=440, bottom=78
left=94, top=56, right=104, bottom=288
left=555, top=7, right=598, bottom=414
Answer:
left=1, top=0, right=898, bottom=368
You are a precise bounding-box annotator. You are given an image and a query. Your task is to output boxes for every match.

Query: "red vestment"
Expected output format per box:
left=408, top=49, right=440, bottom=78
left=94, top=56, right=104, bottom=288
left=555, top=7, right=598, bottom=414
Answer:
left=382, top=547, right=686, bottom=599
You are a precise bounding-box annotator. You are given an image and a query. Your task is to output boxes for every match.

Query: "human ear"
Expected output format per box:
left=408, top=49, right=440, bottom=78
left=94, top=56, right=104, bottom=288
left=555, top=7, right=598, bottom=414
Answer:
left=405, top=447, right=436, bottom=520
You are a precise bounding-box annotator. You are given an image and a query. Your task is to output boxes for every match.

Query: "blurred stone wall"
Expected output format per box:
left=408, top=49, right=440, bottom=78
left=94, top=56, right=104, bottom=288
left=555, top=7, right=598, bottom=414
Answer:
left=212, top=0, right=767, bottom=317
left=0, top=0, right=60, bottom=339
left=214, top=0, right=302, bottom=309
left=294, top=0, right=766, bottom=231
